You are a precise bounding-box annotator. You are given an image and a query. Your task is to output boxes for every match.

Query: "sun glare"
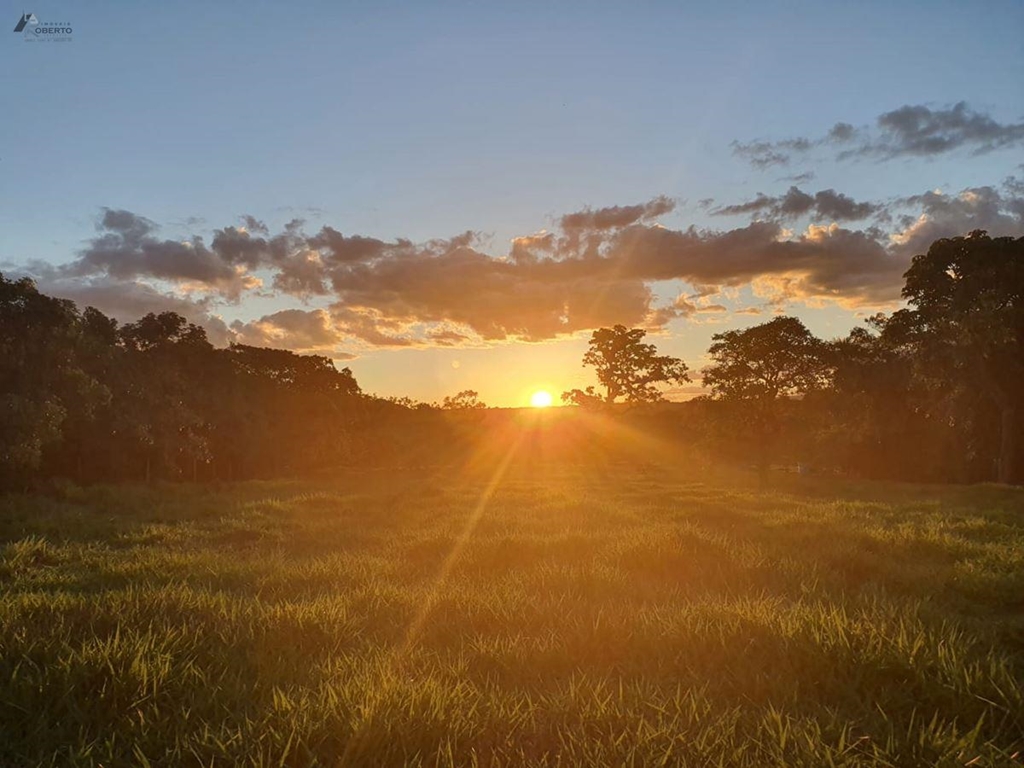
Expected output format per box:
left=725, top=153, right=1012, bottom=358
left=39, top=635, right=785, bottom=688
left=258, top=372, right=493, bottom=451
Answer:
left=530, top=390, right=554, bottom=408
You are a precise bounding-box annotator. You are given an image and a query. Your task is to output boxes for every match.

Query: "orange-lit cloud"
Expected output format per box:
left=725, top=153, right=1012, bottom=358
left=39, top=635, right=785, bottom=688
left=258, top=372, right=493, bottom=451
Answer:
left=13, top=180, right=1023, bottom=356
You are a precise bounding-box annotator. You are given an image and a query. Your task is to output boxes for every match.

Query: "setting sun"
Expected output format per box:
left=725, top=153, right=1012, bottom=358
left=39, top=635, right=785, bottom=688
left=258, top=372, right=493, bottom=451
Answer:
left=529, top=390, right=554, bottom=408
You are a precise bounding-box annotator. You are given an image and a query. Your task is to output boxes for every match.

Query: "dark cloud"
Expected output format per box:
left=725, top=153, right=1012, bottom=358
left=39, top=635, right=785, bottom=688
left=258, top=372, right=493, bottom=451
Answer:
left=712, top=187, right=878, bottom=222
left=813, top=190, right=878, bottom=221
left=240, top=215, right=269, bottom=235
left=13, top=185, right=1024, bottom=352
left=777, top=187, right=816, bottom=217
left=70, top=209, right=257, bottom=299
left=712, top=193, right=777, bottom=217
left=861, top=102, right=1024, bottom=159
left=730, top=138, right=812, bottom=168
left=324, top=232, right=656, bottom=341
left=308, top=227, right=390, bottom=265
left=827, top=122, right=857, bottom=142
left=734, top=102, right=1024, bottom=168
left=210, top=226, right=271, bottom=269
left=559, top=196, right=675, bottom=233
left=778, top=171, right=815, bottom=184
left=606, top=219, right=906, bottom=306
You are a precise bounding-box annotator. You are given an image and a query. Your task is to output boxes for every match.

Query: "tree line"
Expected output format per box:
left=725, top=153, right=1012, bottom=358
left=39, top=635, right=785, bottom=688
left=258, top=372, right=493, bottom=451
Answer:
left=0, top=275, right=373, bottom=488
left=1, top=231, right=1020, bottom=488
left=561, top=231, right=1023, bottom=484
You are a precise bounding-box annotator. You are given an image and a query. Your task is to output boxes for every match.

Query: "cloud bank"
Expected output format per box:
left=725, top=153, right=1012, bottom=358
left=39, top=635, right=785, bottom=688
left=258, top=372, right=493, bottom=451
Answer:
left=734, top=102, right=1024, bottom=168
left=8, top=181, right=1021, bottom=356
left=7, top=99, right=1023, bottom=358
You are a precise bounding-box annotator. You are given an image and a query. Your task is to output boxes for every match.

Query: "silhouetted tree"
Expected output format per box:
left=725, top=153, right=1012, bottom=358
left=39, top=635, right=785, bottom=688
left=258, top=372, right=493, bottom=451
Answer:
left=702, top=316, right=828, bottom=477
left=112, top=312, right=214, bottom=481
left=900, top=231, right=1024, bottom=483
left=812, top=313, right=951, bottom=480
left=441, top=390, right=487, bottom=409
left=214, top=344, right=361, bottom=477
left=563, top=325, right=689, bottom=406
left=0, top=275, right=108, bottom=488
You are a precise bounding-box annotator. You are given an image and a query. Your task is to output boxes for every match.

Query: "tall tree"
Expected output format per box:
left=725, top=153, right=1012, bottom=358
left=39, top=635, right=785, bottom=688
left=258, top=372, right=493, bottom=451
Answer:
left=562, top=325, right=689, bottom=406
left=0, top=274, right=108, bottom=488
left=702, top=316, right=828, bottom=476
left=901, top=231, right=1024, bottom=483
left=102, top=312, right=218, bottom=481
left=817, top=313, right=952, bottom=480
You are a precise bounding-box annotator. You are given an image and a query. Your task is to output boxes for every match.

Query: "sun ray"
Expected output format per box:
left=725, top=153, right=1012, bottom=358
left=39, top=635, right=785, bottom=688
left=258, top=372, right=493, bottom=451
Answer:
left=338, top=429, right=526, bottom=763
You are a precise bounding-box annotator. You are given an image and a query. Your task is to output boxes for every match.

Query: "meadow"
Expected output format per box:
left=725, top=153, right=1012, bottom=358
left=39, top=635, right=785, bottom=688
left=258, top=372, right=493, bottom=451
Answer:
left=2, top=461, right=1023, bottom=767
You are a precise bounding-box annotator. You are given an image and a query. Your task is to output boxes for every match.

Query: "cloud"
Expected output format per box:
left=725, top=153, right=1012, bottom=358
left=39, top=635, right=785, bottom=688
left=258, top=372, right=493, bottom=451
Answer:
left=711, top=186, right=878, bottom=222
left=731, top=138, right=813, bottom=169
left=607, top=219, right=906, bottom=307
left=325, top=234, right=657, bottom=341
left=559, top=196, right=675, bottom=233
left=860, top=102, right=1024, bottom=159
left=11, top=185, right=1023, bottom=353
left=813, top=189, right=878, bottom=221
left=510, top=231, right=555, bottom=264
left=889, top=185, right=1024, bottom=258
left=68, top=209, right=261, bottom=300
left=733, top=102, right=1024, bottom=168
left=229, top=308, right=353, bottom=355
left=426, top=328, right=474, bottom=346
left=778, top=171, right=815, bottom=184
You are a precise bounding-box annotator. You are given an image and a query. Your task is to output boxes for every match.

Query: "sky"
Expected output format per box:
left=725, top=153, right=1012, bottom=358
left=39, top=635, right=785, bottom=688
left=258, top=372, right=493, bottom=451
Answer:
left=2, top=0, right=1023, bottom=406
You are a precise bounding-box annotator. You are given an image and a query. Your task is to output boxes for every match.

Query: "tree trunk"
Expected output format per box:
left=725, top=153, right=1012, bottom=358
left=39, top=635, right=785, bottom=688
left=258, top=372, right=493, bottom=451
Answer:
left=998, top=405, right=1016, bottom=484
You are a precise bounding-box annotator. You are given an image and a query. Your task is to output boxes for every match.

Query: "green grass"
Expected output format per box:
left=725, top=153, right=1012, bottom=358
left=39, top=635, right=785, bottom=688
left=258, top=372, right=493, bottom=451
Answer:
left=2, top=466, right=1023, bottom=766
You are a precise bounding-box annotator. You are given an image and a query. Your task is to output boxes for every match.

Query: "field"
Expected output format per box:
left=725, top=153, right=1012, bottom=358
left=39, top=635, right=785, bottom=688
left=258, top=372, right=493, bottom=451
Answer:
left=2, top=463, right=1023, bottom=767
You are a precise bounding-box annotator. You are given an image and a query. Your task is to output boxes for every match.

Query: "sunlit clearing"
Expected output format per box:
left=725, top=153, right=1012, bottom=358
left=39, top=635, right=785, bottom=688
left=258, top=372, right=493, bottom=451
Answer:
left=530, top=390, right=554, bottom=408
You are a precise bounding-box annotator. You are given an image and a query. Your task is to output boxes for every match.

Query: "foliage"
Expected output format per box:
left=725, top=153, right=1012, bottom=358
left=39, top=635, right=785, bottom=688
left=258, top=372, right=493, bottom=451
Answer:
left=703, top=316, right=829, bottom=401
left=563, top=325, right=689, bottom=405
left=900, top=231, right=1024, bottom=483
left=0, top=276, right=109, bottom=486
left=0, top=274, right=365, bottom=487
left=441, top=389, right=487, bottom=409
left=701, top=316, right=828, bottom=473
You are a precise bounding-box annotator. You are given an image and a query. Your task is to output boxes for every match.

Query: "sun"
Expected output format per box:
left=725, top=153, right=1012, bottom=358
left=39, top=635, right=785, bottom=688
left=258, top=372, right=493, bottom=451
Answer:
left=530, top=390, right=554, bottom=408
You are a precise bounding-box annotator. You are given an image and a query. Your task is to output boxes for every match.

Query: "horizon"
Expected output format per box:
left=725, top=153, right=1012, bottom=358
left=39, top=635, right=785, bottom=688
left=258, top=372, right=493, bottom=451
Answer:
left=2, top=0, right=1023, bottom=406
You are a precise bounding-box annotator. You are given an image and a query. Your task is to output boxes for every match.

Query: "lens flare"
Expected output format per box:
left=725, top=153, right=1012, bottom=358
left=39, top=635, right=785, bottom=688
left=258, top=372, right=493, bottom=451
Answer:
left=530, top=390, right=554, bottom=408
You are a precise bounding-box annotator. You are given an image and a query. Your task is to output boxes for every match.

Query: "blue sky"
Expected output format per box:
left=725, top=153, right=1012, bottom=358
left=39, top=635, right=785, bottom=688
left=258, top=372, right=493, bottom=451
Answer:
left=2, top=1, right=1023, bottom=405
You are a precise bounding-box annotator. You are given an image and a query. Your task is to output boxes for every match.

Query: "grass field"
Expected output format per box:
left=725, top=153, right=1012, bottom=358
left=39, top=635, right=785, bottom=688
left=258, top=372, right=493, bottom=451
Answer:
left=2, top=464, right=1023, bottom=766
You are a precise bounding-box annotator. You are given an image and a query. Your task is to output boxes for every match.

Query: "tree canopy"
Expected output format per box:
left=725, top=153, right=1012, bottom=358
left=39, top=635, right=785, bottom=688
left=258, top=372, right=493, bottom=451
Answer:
left=562, top=325, right=689, bottom=406
left=703, top=316, right=829, bottom=402
left=900, top=231, right=1024, bottom=482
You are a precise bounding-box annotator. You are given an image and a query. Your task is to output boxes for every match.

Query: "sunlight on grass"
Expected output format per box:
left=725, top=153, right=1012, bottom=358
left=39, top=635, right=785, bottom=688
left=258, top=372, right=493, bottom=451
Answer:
left=1, top=470, right=1022, bottom=766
